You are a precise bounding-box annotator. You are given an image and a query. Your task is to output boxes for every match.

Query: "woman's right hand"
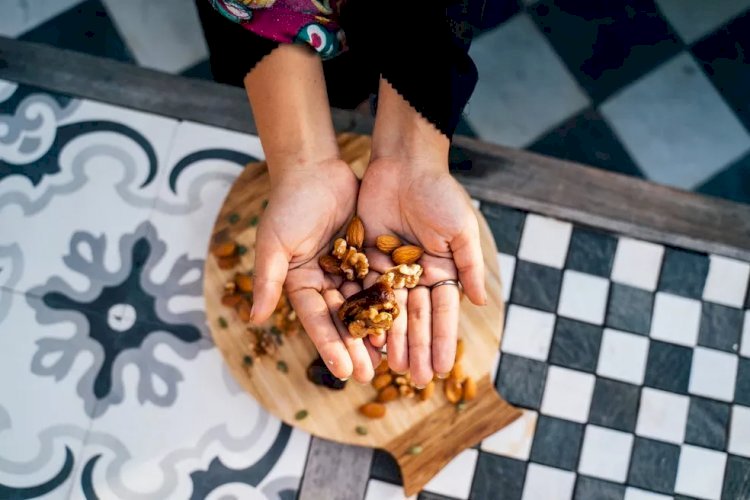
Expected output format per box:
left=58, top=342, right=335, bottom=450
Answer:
left=251, top=158, right=380, bottom=382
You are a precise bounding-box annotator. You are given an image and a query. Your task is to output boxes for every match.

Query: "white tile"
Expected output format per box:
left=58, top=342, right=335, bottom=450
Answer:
left=467, top=14, right=589, bottom=147
left=729, top=405, right=750, bottom=458
left=649, top=292, right=702, bottom=347
left=557, top=270, right=610, bottom=325
left=601, top=53, right=750, bottom=190
left=656, top=0, right=750, bottom=43
left=624, top=487, right=673, bottom=500
left=702, top=255, right=750, bottom=308
left=540, top=366, right=595, bottom=423
left=742, top=311, right=750, bottom=358
left=498, top=253, right=516, bottom=303
left=674, top=444, right=727, bottom=500
left=0, top=0, right=83, bottom=37
left=597, top=329, right=650, bottom=385
left=636, top=388, right=690, bottom=444
left=689, top=347, right=739, bottom=402
left=611, top=237, right=665, bottom=291
left=423, top=449, right=478, bottom=499
left=102, top=0, right=209, bottom=73
left=578, top=425, right=634, bottom=483
left=521, top=463, right=576, bottom=500
left=502, top=305, right=556, bottom=361
left=517, top=214, right=573, bottom=269
left=365, top=479, right=413, bottom=500
left=481, top=409, right=538, bottom=460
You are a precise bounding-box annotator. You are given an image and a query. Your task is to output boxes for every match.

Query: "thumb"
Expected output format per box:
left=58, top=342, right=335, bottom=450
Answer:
left=251, top=227, right=290, bottom=323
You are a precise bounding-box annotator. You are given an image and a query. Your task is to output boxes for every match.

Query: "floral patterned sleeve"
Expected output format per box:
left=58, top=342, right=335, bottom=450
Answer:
left=202, top=0, right=479, bottom=138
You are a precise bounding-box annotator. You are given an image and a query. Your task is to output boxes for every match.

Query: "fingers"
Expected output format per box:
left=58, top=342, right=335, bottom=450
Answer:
left=323, top=289, right=375, bottom=383
left=252, top=230, right=290, bottom=323
left=363, top=337, right=384, bottom=369
left=287, top=288, right=352, bottom=380
left=450, top=218, right=486, bottom=306
left=431, top=284, right=460, bottom=376
left=407, top=286, right=433, bottom=387
left=387, top=288, right=409, bottom=374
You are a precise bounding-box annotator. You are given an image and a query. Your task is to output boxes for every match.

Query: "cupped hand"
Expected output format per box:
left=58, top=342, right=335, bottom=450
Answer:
left=252, top=159, right=380, bottom=382
left=357, top=157, right=486, bottom=386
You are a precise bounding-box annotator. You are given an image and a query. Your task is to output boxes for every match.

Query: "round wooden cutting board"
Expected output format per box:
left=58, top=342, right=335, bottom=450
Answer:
left=204, top=134, right=521, bottom=495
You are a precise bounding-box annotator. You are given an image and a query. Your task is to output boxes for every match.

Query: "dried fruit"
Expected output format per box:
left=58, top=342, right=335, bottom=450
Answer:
left=346, top=215, right=365, bottom=249
left=307, top=357, right=347, bottom=390
left=376, top=234, right=402, bottom=254
left=355, top=425, right=368, bottom=435
left=212, top=241, right=237, bottom=258
left=295, top=409, right=308, bottom=420
left=338, top=282, right=399, bottom=338
left=318, top=254, right=343, bottom=275
left=455, top=338, right=465, bottom=362
left=419, top=381, right=435, bottom=401
left=444, top=377, right=463, bottom=404
left=235, top=273, right=253, bottom=293
left=377, top=385, right=399, bottom=403
left=359, top=402, right=386, bottom=419
left=392, top=245, right=424, bottom=265
left=218, top=317, right=228, bottom=329
left=372, top=373, right=393, bottom=390
left=463, top=377, right=477, bottom=401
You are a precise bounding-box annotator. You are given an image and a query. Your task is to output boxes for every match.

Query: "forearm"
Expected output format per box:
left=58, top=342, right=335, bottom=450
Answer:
left=371, top=79, right=450, bottom=168
left=244, top=44, right=341, bottom=183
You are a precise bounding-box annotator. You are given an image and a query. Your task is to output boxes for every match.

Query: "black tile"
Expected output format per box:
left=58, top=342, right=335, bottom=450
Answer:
left=528, top=0, right=682, bottom=102
left=471, top=452, right=527, bottom=500
left=644, top=340, right=693, bottom=394
left=657, top=248, right=710, bottom=299
left=737, top=357, right=750, bottom=406
left=549, top=317, right=603, bottom=372
left=723, top=455, right=750, bottom=500
left=698, top=151, right=750, bottom=206
left=564, top=226, right=619, bottom=277
left=528, top=108, right=643, bottom=178
left=692, top=11, right=750, bottom=130
left=455, top=114, right=479, bottom=138
left=19, top=0, right=134, bottom=63
left=418, top=492, right=457, bottom=500
left=370, top=449, right=402, bottom=485
left=510, top=261, right=562, bottom=313
left=530, top=415, right=584, bottom=470
left=627, top=437, right=680, bottom=495
left=180, top=59, right=214, bottom=81
left=589, top=378, right=640, bottom=432
left=481, top=203, right=526, bottom=256
left=496, top=354, right=548, bottom=410
left=685, top=397, right=730, bottom=451
left=698, top=302, right=744, bottom=353
left=470, top=0, right=521, bottom=33
left=605, top=283, right=654, bottom=335
left=574, top=476, right=625, bottom=500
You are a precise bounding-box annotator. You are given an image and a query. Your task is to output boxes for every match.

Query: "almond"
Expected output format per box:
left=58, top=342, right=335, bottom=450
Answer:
left=235, top=273, right=253, bottom=293
left=374, top=359, right=389, bottom=375
left=419, top=381, right=435, bottom=401
left=372, top=373, right=393, bottom=390
left=450, top=362, right=466, bottom=383
left=455, top=338, right=465, bottom=362
left=377, top=385, right=399, bottom=403
left=221, top=293, right=242, bottom=308
left=376, top=234, right=402, bottom=254
left=237, top=299, right=252, bottom=322
left=392, top=245, right=424, bottom=265
left=212, top=241, right=237, bottom=258
left=346, top=215, right=365, bottom=249
left=359, top=402, right=386, bottom=419
left=217, top=255, right=239, bottom=270
left=444, top=378, right=463, bottom=404
left=463, top=377, right=477, bottom=401
left=318, top=255, right=343, bottom=275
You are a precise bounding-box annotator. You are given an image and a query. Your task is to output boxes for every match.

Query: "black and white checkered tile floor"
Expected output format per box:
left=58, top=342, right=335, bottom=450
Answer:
left=366, top=204, right=750, bottom=500
left=2, top=0, right=750, bottom=204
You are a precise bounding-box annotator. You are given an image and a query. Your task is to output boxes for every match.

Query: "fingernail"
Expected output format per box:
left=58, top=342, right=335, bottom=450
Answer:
left=436, top=372, right=449, bottom=379
left=414, top=384, right=426, bottom=390
left=339, top=377, right=350, bottom=382
left=393, top=370, right=408, bottom=376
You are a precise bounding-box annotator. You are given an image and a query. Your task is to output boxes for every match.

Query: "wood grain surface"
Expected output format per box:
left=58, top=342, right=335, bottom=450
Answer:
left=204, top=134, right=520, bottom=495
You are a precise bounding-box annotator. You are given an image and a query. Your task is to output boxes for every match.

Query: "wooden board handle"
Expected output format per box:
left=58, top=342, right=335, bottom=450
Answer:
left=385, top=376, right=521, bottom=496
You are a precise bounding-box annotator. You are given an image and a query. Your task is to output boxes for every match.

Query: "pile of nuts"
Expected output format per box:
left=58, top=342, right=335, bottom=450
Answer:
left=318, top=216, right=425, bottom=339
left=359, top=339, right=477, bottom=419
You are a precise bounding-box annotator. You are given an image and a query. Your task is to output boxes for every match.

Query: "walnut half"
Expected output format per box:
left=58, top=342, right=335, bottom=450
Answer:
left=338, top=282, right=400, bottom=338
left=378, top=263, right=423, bottom=289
